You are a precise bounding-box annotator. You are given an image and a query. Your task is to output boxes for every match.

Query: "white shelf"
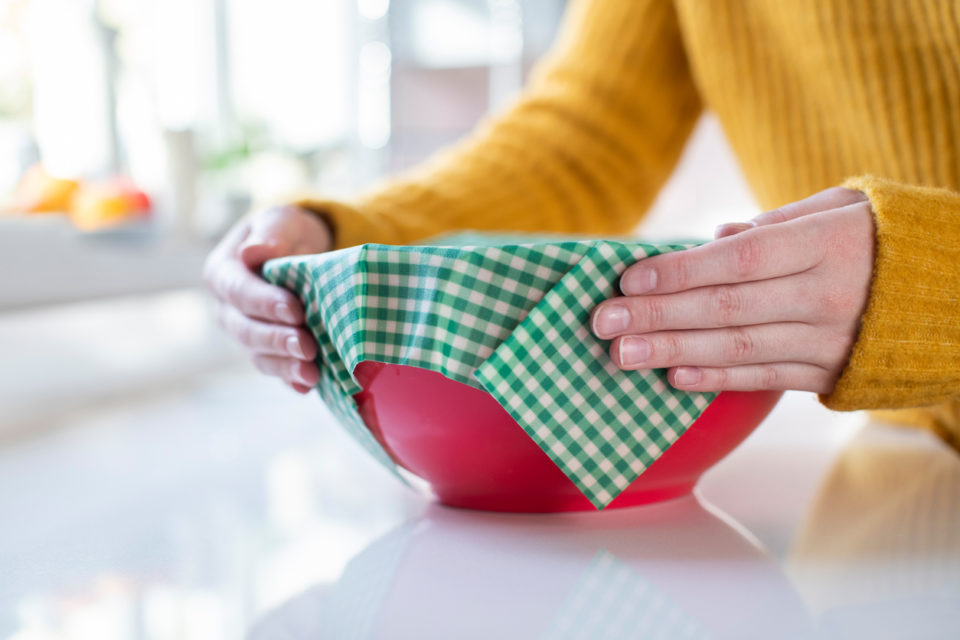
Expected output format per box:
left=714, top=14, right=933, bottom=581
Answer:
left=0, top=215, right=211, bottom=311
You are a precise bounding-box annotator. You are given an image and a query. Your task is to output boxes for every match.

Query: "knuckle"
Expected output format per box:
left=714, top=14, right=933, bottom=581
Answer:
left=766, top=206, right=789, bottom=225
left=817, top=286, right=858, bottom=317
left=724, top=327, right=756, bottom=362
left=710, top=285, right=745, bottom=325
left=760, top=365, right=780, bottom=389
left=715, top=367, right=730, bottom=389
left=672, top=256, right=692, bottom=290
left=251, top=322, right=271, bottom=350
left=235, top=320, right=254, bottom=347
left=646, top=298, right=668, bottom=328
left=271, top=330, right=290, bottom=354
left=659, top=333, right=685, bottom=361
left=731, top=234, right=764, bottom=278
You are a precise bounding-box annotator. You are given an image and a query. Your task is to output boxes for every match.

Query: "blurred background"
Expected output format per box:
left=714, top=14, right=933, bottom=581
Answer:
left=0, top=1, right=757, bottom=638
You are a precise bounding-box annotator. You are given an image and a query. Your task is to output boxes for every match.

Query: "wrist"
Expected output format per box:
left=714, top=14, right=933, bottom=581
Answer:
left=293, top=203, right=337, bottom=251
left=821, top=176, right=960, bottom=410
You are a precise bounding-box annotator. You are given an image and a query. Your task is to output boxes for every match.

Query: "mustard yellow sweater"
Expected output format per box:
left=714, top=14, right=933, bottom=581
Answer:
left=298, top=0, right=960, bottom=446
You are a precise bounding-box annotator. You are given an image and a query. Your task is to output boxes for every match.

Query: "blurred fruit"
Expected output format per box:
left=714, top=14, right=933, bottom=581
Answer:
left=6, top=164, right=79, bottom=214
left=69, top=178, right=151, bottom=231
left=4, top=165, right=152, bottom=230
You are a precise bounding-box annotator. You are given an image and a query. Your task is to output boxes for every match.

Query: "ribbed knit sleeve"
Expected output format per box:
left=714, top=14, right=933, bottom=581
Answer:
left=298, top=0, right=702, bottom=249
left=820, top=176, right=960, bottom=423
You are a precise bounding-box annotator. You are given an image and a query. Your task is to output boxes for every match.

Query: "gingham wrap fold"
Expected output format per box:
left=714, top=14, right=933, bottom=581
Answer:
left=263, top=235, right=716, bottom=509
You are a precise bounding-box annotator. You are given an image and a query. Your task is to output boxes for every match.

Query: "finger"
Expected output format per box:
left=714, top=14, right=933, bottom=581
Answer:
left=217, top=304, right=317, bottom=360
left=750, top=186, right=866, bottom=227
left=209, top=260, right=305, bottom=325
left=714, top=221, right=754, bottom=239
left=290, top=382, right=313, bottom=394
left=620, top=219, right=823, bottom=295
left=712, top=187, right=866, bottom=241
left=609, top=322, right=834, bottom=370
left=252, top=355, right=320, bottom=387
left=667, top=362, right=833, bottom=393
left=593, top=274, right=817, bottom=338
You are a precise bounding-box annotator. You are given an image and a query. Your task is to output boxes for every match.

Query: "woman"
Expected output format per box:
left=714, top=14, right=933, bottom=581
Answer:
left=204, top=0, right=960, bottom=447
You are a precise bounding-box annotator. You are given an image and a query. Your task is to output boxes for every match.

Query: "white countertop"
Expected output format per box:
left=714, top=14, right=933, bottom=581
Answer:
left=1, top=366, right=957, bottom=639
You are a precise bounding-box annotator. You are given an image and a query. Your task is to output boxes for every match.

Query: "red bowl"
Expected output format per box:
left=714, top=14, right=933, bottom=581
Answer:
left=353, top=361, right=781, bottom=513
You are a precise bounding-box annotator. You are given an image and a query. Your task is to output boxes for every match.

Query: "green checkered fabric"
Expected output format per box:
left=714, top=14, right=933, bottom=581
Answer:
left=262, top=235, right=716, bottom=509
left=542, top=550, right=712, bottom=639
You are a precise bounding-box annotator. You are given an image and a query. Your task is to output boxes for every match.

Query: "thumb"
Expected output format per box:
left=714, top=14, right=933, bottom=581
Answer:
left=239, top=234, right=290, bottom=269
left=237, top=206, right=305, bottom=268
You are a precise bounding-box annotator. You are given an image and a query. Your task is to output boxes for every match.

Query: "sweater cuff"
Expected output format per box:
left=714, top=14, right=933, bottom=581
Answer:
left=292, top=195, right=394, bottom=250
left=819, top=175, right=960, bottom=411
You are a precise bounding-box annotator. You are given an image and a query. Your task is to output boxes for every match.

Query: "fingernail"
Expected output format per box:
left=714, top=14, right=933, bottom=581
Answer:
left=239, top=236, right=263, bottom=251
left=243, top=233, right=280, bottom=248
left=619, top=337, right=650, bottom=366
left=674, top=367, right=701, bottom=386
left=275, top=303, right=297, bottom=324
left=593, top=304, right=630, bottom=336
left=621, top=267, right=657, bottom=295
left=286, top=335, right=306, bottom=359
left=292, top=362, right=312, bottom=386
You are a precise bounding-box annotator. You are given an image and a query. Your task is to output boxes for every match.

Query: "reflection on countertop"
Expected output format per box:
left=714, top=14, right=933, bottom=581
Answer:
left=250, top=496, right=811, bottom=639
left=787, top=425, right=960, bottom=638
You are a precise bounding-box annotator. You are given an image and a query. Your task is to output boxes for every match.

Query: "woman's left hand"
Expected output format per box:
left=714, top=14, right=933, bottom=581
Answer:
left=590, top=187, right=876, bottom=394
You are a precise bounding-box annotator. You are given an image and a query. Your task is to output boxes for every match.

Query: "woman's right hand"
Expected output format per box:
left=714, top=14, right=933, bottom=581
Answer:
left=203, top=204, right=333, bottom=393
